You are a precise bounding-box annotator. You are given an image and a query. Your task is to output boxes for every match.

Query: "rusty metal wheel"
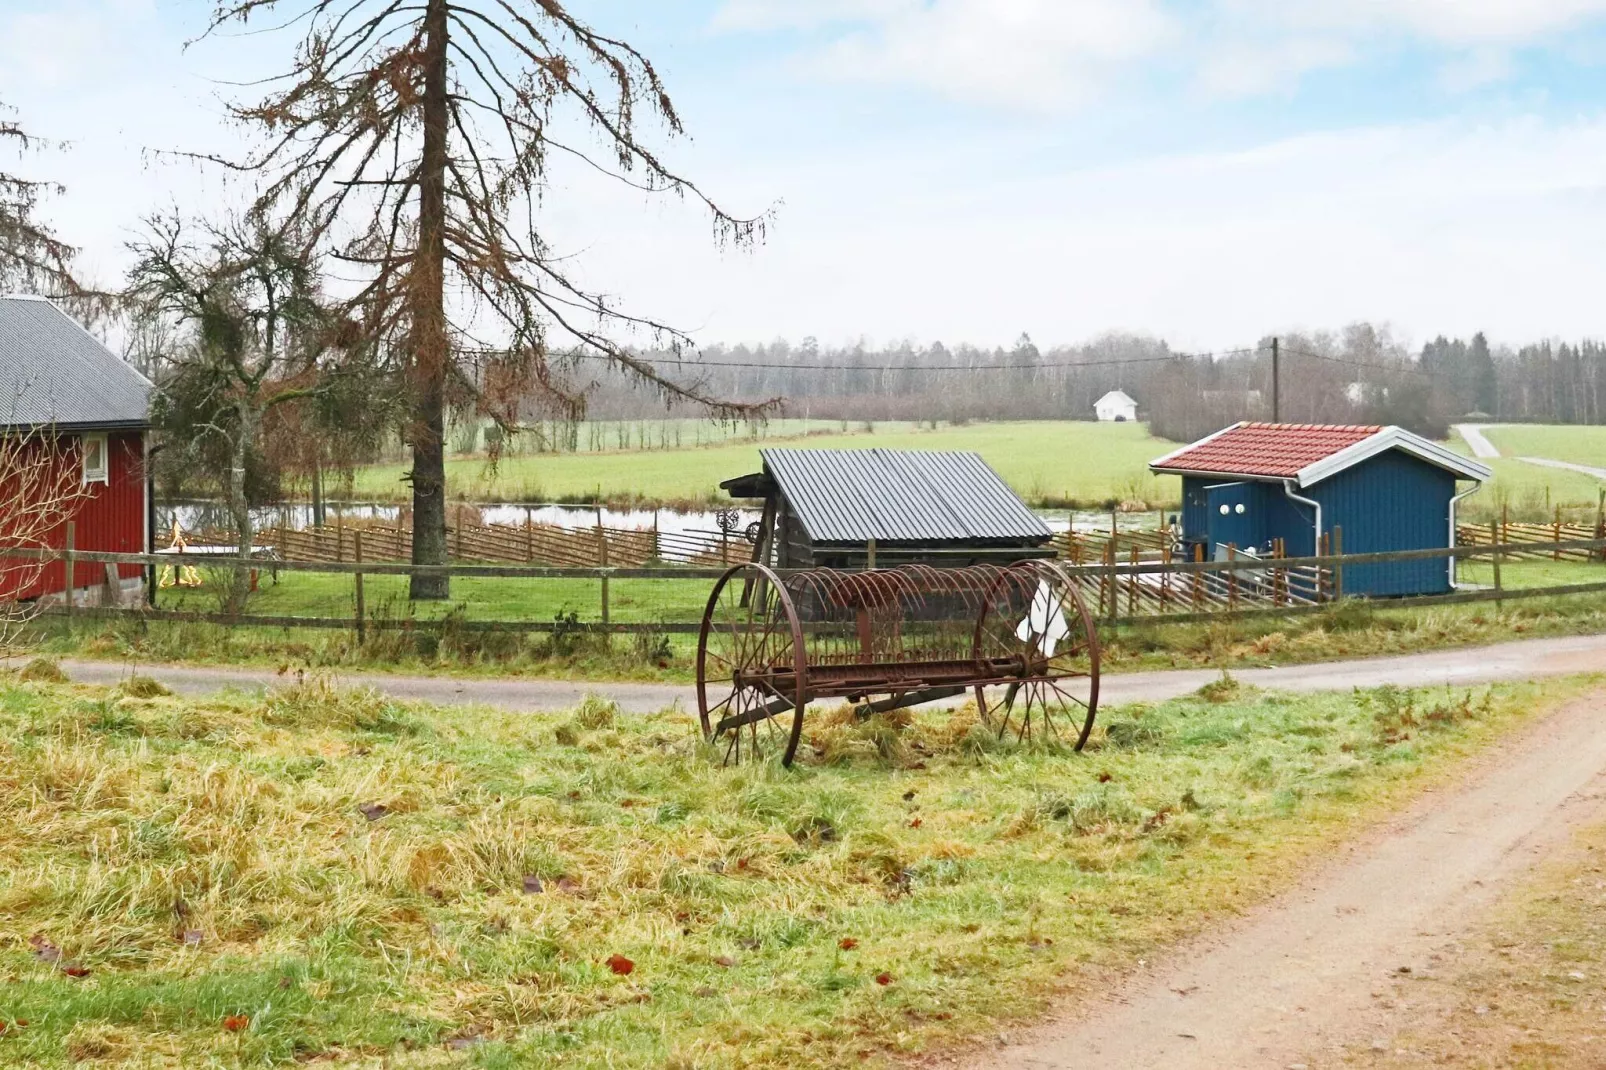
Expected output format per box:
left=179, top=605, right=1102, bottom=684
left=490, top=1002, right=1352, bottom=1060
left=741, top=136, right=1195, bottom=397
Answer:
left=697, top=563, right=809, bottom=767
left=971, top=560, right=1101, bottom=748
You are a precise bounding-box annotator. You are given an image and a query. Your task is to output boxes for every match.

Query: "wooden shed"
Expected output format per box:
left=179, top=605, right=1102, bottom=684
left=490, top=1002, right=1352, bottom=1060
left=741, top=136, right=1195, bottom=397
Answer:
left=720, top=448, right=1054, bottom=569
left=1150, top=422, right=1491, bottom=597
left=0, top=295, right=153, bottom=606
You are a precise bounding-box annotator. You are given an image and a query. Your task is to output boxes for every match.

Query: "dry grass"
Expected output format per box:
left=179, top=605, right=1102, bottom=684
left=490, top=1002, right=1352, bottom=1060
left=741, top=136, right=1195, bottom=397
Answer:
left=0, top=673, right=1587, bottom=1067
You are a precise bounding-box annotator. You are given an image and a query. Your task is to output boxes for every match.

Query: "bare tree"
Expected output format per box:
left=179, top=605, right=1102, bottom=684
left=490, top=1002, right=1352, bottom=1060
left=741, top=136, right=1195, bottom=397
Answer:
left=199, top=0, right=775, bottom=599
left=127, top=215, right=349, bottom=612
left=0, top=100, right=76, bottom=295
left=0, top=424, right=95, bottom=649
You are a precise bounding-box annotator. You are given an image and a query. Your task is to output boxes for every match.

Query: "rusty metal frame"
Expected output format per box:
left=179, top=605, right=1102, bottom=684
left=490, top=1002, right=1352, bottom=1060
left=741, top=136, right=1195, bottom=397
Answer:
left=696, top=560, right=1101, bottom=766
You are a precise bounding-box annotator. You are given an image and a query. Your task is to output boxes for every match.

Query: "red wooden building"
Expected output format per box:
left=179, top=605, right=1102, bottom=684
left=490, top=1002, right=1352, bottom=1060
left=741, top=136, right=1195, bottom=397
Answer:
left=0, top=295, right=152, bottom=605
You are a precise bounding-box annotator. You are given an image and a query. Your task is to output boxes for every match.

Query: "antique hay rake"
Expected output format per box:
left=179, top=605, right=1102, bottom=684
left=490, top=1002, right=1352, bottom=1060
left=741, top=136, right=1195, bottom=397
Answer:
left=696, top=561, right=1101, bottom=767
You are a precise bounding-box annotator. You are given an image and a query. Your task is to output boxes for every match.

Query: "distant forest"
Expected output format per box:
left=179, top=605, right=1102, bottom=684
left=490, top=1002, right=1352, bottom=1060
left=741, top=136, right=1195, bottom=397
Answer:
left=566, top=323, right=1606, bottom=443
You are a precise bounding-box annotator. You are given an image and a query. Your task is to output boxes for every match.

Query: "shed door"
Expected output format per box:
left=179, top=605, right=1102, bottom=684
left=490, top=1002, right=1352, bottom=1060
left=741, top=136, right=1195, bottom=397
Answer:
left=1206, top=482, right=1259, bottom=558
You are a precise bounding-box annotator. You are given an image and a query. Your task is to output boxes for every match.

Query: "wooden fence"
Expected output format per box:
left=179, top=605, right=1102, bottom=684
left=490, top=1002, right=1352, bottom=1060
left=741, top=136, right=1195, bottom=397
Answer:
left=11, top=536, right=1606, bottom=636
left=190, top=512, right=751, bottom=570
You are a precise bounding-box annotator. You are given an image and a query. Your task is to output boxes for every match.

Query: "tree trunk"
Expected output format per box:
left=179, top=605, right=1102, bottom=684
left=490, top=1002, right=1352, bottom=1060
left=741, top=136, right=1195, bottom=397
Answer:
left=227, top=401, right=258, bottom=616
left=408, top=0, right=452, bottom=601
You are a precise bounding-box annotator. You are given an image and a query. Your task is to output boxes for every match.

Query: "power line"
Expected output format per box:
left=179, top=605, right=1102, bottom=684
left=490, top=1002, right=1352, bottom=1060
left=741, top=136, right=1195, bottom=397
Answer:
left=564, top=346, right=1262, bottom=374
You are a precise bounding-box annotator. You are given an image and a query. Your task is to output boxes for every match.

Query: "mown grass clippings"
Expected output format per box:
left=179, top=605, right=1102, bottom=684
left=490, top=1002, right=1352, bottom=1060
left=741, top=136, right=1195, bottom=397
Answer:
left=0, top=674, right=1591, bottom=1068
left=17, top=656, right=67, bottom=683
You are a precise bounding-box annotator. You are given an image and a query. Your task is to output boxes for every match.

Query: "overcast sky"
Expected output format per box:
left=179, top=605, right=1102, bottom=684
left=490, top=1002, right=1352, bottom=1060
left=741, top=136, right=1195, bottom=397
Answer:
left=7, top=0, right=1606, bottom=352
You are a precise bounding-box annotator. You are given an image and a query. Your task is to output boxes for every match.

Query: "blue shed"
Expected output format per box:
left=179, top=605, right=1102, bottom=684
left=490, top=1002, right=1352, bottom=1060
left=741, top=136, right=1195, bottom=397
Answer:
left=1150, top=423, right=1492, bottom=597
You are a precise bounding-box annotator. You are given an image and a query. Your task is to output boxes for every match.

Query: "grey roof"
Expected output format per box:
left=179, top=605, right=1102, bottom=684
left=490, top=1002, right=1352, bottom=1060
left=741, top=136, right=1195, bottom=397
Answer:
left=0, top=296, right=152, bottom=430
left=762, top=448, right=1051, bottom=545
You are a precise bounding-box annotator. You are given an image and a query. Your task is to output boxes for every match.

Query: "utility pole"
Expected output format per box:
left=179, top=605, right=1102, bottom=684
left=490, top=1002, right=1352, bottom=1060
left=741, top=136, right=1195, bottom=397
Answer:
left=1271, top=336, right=1280, bottom=423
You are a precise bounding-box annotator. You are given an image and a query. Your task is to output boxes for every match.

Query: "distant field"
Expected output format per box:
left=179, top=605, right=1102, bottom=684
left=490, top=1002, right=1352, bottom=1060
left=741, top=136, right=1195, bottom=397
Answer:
left=351, top=420, right=1186, bottom=508
left=1480, top=425, right=1606, bottom=470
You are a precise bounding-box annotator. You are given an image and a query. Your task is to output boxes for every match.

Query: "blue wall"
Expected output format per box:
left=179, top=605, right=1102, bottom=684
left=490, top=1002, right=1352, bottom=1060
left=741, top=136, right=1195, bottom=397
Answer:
left=1176, top=450, right=1462, bottom=596
left=1312, top=450, right=1457, bottom=596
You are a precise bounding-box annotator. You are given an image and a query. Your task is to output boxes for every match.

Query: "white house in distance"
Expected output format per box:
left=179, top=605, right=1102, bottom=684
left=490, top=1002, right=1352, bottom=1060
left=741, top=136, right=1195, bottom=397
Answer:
left=1094, top=389, right=1139, bottom=422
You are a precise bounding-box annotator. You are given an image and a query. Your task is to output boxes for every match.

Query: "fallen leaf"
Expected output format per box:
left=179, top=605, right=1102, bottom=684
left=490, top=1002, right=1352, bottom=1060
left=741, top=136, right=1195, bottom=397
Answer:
left=60, top=963, right=90, bottom=978
left=521, top=874, right=544, bottom=895
left=713, top=955, right=735, bottom=968
left=875, top=972, right=893, bottom=986
left=357, top=802, right=389, bottom=822
left=222, top=1015, right=250, bottom=1032
left=1098, top=772, right=1113, bottom=783
left=606, top=954, right=635, bottom=976
left=839, top=938, right=859, bottom=951
left=901, top=790, right=916, bottom=801
left=909, top=817, right=923, bottom=829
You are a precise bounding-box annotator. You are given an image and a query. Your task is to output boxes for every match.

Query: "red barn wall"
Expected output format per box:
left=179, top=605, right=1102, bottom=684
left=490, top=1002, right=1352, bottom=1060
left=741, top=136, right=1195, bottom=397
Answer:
left=2, top=431, right=147, bottom=601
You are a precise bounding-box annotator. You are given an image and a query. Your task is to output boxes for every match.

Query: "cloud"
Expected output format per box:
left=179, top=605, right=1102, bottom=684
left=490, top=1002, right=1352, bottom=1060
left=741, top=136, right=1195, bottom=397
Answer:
left=1196, top=37, right=1356, bottom=98
left=716, top=0, right=1606, bottom=106
left=716, top=0, right=1175, bottom=109
left=546, top=112, right=1606, bottom=348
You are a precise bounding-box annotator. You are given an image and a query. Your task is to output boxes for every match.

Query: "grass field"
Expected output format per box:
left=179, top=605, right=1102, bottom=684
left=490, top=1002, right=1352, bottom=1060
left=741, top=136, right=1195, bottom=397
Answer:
left=350, top=421, right=1184, bottom=508
left=37, top=556, right=1606, bottom=685
left=0, top=670, right=1587, bottom=1068
left=1451, top=426, right=1606, bottom=522
left=1480, top=424, right=1606, bottom=469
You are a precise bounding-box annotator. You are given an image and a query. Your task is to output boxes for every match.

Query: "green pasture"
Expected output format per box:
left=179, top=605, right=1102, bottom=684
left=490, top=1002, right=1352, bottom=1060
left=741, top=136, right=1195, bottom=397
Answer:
left=350, top=420, right=1184, bottom=508
left=0, top=670, right=1588, bottom=1068
left=1481, top=424, right=1606, bottom=469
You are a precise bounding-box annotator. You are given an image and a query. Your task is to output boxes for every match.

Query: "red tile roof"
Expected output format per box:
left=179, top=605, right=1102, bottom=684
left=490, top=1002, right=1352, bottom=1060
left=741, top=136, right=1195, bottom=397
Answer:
left=1151, top=423, right=1383, bottom=479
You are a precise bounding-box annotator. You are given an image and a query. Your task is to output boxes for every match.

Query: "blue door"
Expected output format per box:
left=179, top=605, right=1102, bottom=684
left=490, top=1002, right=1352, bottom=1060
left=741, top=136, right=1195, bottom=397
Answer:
left=1206, top=482, right=1260, bottom=557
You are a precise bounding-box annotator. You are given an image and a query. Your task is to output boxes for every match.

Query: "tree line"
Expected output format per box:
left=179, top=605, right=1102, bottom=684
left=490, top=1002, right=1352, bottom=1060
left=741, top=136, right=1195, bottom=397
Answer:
left=575, top=322, right=1606, bottom=444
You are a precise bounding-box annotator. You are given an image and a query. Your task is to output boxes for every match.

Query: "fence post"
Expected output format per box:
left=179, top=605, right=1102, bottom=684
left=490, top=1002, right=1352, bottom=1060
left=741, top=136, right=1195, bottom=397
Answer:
left=354, top=530, right=366, bottom=644
left=866, top=537, right=877, bottom=570
left=1160, top=537, right=1172, bottom=608
left=1490, top=519, right=1502, bottom=607
left=1227, top=543, right=1238, bottom=610
left=1318, top=532, right=1329, bottom=600
left=1554, top=505, right=1563, bottom=562
left=1193, top=543, right=1204, bottom=609
left=1105, top=540, right=1118, bottom=624
left=63, top=520, right=76, bottom=624
left=524, top=508, right=534, bottom=563
left=1596, top=488, right=1606, bottom=563
left=455, top=504, right=465, bottom=560
left=1333, top=526, right=1345, bottom=601
left=1128, top=545, right=1138, bottom=616
left=597, top=514, right=607, bottom=626
left=335, top=507, right=345, bottom=564
left=395, top=509, right=406, bottom=560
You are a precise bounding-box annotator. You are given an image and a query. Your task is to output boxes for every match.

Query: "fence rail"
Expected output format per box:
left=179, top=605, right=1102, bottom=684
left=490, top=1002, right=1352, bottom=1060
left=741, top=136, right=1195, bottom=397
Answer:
left=5, top=535, right=1605, bottom=636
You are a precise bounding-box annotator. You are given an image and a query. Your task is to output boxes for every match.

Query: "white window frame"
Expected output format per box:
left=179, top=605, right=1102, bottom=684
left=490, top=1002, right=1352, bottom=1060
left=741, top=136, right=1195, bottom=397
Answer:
left=81, top=433, right=109, bottom=486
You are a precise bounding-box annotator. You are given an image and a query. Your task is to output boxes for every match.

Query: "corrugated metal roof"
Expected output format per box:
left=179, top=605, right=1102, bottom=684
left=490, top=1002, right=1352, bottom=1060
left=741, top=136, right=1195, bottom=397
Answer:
left=0, top=296, right=152, bottom=429
left=761, top=448, right=1051, bottom=545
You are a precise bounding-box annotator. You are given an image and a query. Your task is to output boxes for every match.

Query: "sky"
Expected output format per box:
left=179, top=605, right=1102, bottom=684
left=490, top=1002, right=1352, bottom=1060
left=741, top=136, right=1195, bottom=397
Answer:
left=6, top=0, right=1606, bottom=352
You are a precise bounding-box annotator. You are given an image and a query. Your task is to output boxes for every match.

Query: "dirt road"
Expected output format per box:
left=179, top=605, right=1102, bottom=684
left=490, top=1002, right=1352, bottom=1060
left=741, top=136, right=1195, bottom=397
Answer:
left=56, top=632, right=1606, bottom=713
left=964, top=684, right=1606, bottom=1070
left=1453, top=423, right=1501, bottom=459
left=1516, top=455, right=1606, bottom=482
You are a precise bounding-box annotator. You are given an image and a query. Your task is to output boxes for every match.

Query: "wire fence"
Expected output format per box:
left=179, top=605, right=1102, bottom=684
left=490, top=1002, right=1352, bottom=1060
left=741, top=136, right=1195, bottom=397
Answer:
left=10, top=535, right=1606, bottom=638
